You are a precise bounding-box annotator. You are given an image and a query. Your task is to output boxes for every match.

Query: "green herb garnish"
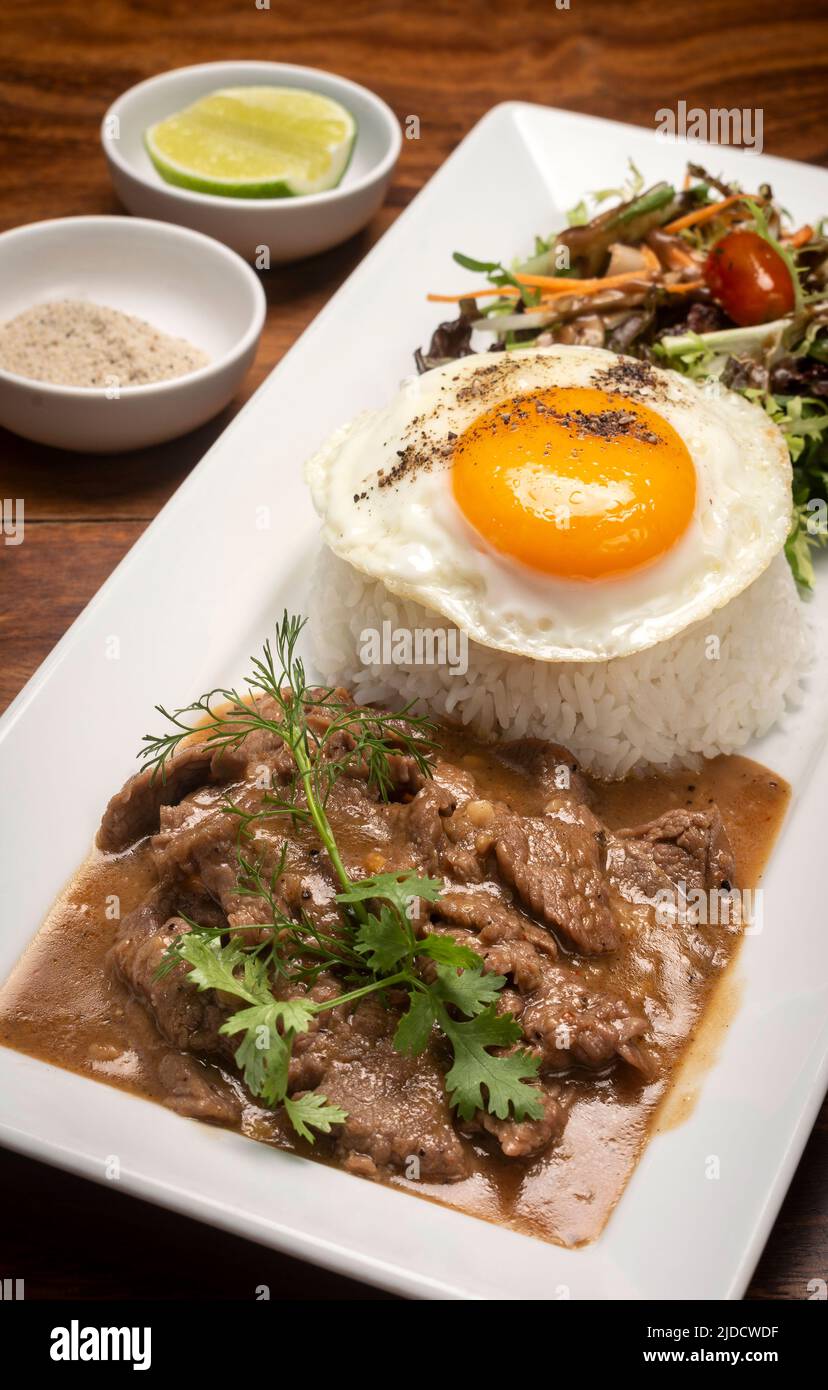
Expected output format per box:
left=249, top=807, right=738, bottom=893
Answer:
left=451, top=251, right=542, bottom=306
left=147, top=614, right=543, bottom=1143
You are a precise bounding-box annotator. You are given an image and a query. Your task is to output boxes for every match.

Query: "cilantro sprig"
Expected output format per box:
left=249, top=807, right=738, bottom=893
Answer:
left=148, top=614, right=544, bottom=1143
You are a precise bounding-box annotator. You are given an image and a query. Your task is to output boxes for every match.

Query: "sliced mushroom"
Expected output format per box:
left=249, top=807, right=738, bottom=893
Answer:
left=605, top=242, right=653, bottom=277
left=556, top=315, right=606, bottom=347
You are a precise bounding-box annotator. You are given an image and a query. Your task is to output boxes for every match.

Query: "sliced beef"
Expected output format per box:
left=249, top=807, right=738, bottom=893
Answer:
left=431, top=757, right=478, bottom=804
left=111, top=888, right=230, bottom=1054
left=391, top=781, right=455, bottom=875
left=98, top=690, right=740, bottom=1181
left=319, top=773, right=395, bottom=850
left=490, top=738, right=591, bottom=808
left=209, top=727, right=294, bottom=785
left=436, top=794, right=619, bottom=954
left=382, top=752, right=427, bottom=796
left=519, top=962, right=650, bottom=1073
left=288, top=995, right=468, bottom=1181
left=428, top=892, right=557, bottom=992
left=482, top=936, right=553, bottom=993
left=150, top=784, right=282, bottom=935
left=153, top=784, right=241, bottom=873
left=97, top=744, right=219, bottom=852
left=604, top=831, right=684, bottom=906
left=303, top=684, right=355, bottom=735
left=279, top=864, right=343, bottom=940
left=151, top=770, right=395, bottom=944
left=191, top=690, right=349, bottom=785
left=616, top=808, right=735, bottom=893
left=475, top=1085, right=568, bottom=1158
left=427, top=893, right=648, bottom=1074
left=97, top=687, right=424, bottom=857
left=157, top=1053, right=242, bottom=1125
left=431, top=889, right=558, bottom=960
left=491, top=804, right=619, bottom=954
left=437, top=829, right=489, bottom=885
left=305, top=687, right=429, bottom=798
left=314, top=733, right=425, bottom=801
left=436, top=796, right=509, bottom=885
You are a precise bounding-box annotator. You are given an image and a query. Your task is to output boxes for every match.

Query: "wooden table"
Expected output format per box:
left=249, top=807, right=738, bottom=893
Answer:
left=1, top=0, right=826, bottom=1301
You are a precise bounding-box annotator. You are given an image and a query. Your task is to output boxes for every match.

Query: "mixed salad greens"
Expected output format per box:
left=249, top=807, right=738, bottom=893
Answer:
left=417, top=161, right=828, bottom=588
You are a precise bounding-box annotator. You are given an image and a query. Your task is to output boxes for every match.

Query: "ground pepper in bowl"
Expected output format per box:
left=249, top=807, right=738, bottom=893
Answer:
left=0, top=299, right=209, bottom=388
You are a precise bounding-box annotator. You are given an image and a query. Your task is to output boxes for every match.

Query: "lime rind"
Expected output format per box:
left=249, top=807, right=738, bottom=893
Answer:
left=145, top=86, right=357, bottom=200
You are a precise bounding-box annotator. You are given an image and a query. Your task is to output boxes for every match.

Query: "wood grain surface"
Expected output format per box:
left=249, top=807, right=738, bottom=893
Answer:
left=1, top=0, right=826, bottom=1302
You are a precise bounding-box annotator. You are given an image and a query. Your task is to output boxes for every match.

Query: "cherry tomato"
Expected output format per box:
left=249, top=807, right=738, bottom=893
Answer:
left=704, top=229, right=795, bottom=326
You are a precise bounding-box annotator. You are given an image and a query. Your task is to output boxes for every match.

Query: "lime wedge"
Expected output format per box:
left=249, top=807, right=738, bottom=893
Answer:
left=145, top=86, right=357, bottom=199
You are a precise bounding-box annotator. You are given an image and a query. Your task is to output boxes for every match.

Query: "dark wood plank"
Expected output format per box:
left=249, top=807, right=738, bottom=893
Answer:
left=0, top=521, right=146, bottom=702
left=1, top=0, right=826, bottom=1303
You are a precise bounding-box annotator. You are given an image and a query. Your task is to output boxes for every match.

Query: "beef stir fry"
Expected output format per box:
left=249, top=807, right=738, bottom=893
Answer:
left=94, top=616, right=738, bottom=1184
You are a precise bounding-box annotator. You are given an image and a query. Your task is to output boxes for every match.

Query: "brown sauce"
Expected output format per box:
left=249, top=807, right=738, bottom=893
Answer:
left=0, top=744, right=789, bottom=1249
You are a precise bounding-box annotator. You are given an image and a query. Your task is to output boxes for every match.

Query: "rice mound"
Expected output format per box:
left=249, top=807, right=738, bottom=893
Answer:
left=309, top=548, right=809, bottom=779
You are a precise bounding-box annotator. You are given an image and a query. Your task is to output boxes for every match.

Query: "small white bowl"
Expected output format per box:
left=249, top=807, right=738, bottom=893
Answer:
left=101, top=61, right=402, bottom=262
left=0, top=215, right=266, bottom=453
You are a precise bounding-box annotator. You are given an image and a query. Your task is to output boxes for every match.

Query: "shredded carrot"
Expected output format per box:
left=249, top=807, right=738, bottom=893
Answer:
left=683, top=170, right=692, bottom=190
left=426, top=287, right=520, bottom=302
left=427, top=267, right=656, bottom=303
left=667, top=242, right=697, bottom=268
left=663, top=194, right=758, bottom=235
left=516, top=269, right=656, bottom=294
left=640, top=244, right=662, bottom=272
left=663, top=279, right=705, bottom=294
left=783, top=224, right=813, bottom=248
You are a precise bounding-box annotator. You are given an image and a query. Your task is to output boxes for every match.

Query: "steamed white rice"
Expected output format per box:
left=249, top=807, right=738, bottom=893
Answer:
left=309, top=547, right=810, bottom=779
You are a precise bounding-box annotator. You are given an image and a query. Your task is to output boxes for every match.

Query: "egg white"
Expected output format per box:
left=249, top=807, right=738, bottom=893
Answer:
left=305, top=346, right=792, bottom=662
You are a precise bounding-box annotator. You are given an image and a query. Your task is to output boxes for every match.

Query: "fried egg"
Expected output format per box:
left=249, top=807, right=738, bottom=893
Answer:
left=305, top=346, right=792, bottom=662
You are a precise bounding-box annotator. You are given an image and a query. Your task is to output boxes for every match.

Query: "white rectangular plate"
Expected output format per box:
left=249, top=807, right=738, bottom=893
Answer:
left=2, top=103, right=828, bottom=1301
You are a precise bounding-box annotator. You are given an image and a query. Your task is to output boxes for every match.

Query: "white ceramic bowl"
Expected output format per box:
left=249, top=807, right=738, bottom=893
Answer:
left=101, top=61, right=402, bottom=262
left=0, top=216, right=266, bottom=453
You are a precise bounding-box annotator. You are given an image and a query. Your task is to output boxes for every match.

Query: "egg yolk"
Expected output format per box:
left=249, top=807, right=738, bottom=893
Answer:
left=451, top=386, right=696, bottom=580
